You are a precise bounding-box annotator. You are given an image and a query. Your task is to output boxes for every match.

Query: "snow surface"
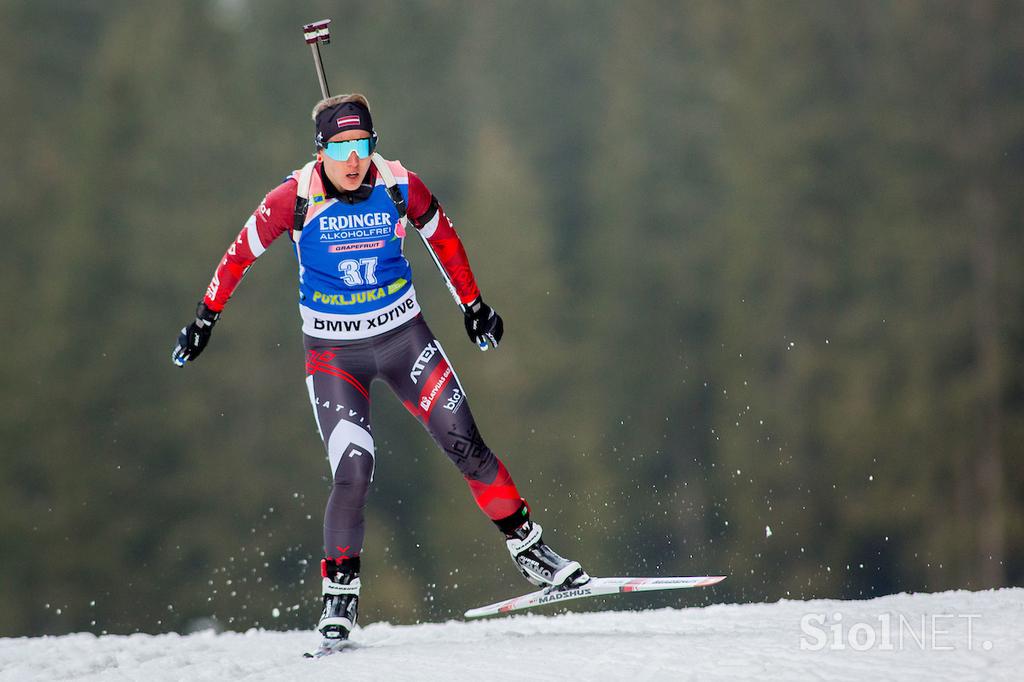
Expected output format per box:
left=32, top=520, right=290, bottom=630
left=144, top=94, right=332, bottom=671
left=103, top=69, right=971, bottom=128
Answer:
left=2, top=588, right=1021, bottom=681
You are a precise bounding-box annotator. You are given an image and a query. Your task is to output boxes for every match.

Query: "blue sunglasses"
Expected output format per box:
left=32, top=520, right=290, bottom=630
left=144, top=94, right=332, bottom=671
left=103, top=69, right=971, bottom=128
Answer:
left=324, top=137, right=375, bottom=161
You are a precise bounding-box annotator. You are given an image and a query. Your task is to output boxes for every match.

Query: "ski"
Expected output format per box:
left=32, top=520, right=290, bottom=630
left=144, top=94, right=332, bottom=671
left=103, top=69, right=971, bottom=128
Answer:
left=303, top=636, right=360, bottom=659
left=464, top=575, right=727, bottom=618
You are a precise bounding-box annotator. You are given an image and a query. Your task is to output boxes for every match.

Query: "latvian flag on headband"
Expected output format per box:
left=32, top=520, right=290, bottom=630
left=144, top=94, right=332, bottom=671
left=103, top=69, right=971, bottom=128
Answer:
left=337, top=115, right=362, bottom=128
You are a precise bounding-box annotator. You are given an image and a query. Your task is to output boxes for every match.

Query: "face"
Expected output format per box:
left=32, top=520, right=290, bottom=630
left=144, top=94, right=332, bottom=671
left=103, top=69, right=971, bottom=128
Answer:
left=320, top=128, right=373, bottom=192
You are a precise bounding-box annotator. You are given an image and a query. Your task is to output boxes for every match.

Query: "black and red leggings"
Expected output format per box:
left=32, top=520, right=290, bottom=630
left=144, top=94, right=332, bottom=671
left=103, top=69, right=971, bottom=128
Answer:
left=304, top=314, right=524, bottom=561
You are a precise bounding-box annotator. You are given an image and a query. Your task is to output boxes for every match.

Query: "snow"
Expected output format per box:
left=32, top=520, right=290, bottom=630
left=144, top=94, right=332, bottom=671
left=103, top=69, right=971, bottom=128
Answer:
left=2, top=588, right=1021, bottom=681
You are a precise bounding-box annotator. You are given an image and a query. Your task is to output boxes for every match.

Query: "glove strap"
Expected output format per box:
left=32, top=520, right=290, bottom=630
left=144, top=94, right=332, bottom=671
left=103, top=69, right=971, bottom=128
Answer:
left=195, top=301, right=220, bottom=327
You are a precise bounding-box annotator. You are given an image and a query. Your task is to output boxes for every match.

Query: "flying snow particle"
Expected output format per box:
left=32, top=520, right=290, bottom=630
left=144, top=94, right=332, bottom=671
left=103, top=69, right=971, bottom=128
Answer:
left=765, top=526, right=773, bottom=538
left=272, top=608, right=280, bottom=618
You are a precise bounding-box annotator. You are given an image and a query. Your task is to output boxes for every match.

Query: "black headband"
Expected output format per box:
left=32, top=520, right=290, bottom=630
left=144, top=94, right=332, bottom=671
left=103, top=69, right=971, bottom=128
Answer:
left=315, top=101, right=374, bottom=148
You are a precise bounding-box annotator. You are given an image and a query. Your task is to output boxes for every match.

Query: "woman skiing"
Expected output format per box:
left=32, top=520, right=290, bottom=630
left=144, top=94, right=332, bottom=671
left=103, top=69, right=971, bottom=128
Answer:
left=171, top=94, right=587, bottom=647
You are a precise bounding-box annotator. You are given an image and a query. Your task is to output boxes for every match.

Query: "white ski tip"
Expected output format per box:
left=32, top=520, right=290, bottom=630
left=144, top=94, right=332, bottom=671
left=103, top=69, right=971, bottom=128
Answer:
left=696, top=576, right=727, bottom=587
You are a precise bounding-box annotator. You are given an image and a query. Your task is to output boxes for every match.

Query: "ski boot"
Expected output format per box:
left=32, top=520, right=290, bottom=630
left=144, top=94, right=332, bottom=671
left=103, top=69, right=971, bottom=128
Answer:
left=317, top=556, right=360, bottom=640
left=503, top=516, right=590, bottom=590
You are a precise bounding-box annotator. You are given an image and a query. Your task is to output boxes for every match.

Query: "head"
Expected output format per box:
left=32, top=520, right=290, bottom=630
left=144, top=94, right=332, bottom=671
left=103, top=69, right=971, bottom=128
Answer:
left=312, top=93, right=376, bottom=192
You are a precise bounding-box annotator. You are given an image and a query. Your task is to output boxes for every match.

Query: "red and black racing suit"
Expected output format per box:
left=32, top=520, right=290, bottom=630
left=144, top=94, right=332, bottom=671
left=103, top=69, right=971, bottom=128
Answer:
left=202, top=159, right=525, bottom=562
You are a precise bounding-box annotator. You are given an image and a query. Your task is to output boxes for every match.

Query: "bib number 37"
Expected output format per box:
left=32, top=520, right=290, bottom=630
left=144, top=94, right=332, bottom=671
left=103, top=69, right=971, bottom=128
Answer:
left=338, top=257, right=378, bottom=286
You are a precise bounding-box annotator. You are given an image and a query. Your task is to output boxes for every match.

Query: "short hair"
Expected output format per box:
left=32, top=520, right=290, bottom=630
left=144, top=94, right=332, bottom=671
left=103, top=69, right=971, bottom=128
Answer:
left=312, top=93, right=371, bottom=121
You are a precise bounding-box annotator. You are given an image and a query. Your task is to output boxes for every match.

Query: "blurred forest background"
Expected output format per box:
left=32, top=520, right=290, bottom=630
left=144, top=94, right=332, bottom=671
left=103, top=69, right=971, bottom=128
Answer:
left=2, top=0, right=1023, bottom=637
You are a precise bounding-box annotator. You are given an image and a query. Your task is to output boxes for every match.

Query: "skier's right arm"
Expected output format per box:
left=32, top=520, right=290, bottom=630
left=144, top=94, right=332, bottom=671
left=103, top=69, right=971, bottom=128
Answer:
left=171, top=177, right=297, bottom=367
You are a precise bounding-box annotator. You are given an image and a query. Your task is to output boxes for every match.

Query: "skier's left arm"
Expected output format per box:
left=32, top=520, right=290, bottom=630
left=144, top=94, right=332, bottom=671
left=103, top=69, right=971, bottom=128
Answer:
left=407, top=172, right=503, bottom=350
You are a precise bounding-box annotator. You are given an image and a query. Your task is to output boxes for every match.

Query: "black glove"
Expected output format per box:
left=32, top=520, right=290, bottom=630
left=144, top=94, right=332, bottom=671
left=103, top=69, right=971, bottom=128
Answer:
left=463, top=297, right=503, bottom=350
left=171, top=302, right=220, bottom=367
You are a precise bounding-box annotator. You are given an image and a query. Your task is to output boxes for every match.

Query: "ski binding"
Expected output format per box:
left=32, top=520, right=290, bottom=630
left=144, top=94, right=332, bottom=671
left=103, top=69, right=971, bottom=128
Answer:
left=303, top=635, right=360, bottom=659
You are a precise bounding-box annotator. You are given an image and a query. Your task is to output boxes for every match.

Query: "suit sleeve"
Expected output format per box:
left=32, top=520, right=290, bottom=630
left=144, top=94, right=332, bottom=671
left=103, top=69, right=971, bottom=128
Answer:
left=405, top=171, right=481, bottom=305
left=202, top=178, right=297, bottom=312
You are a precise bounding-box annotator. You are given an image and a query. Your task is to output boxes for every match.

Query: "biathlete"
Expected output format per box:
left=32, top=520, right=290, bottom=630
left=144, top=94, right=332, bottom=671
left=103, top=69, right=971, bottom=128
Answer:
left=171, top=93, right=588, bottom=641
